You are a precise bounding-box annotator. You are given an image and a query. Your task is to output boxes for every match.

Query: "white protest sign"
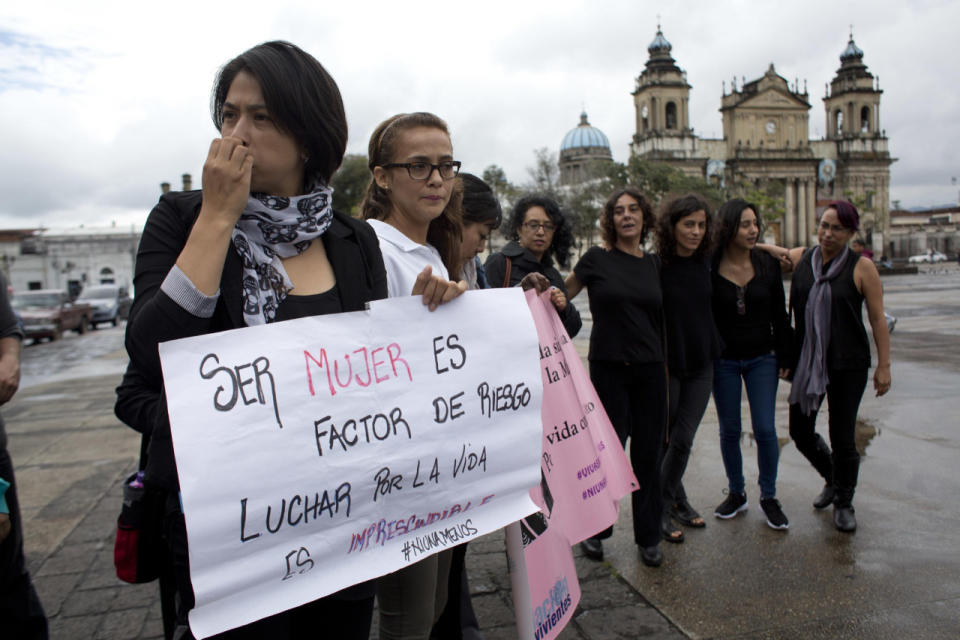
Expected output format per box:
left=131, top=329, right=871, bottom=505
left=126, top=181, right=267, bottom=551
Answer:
left=159, top=288, right=543, bottom=638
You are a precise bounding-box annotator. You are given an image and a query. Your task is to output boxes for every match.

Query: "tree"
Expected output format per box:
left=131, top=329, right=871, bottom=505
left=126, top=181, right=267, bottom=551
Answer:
left=330, top=154, right=371, bottom=216
left=526, top=148, right=562, bottom=198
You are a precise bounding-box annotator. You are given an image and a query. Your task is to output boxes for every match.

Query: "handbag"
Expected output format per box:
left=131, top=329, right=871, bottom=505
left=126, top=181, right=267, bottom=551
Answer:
left=114, top=438, right=164, bottom=583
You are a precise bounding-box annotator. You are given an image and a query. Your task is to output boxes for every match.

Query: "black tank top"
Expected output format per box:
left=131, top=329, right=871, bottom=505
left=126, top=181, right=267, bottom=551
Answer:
left=790, top=248, right=870, bottom=370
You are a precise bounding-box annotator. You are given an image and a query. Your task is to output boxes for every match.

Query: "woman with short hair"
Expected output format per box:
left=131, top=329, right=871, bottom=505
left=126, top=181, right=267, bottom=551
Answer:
left=782, top=201, right=891, bottom=532
left=484, top=194, right=581, bottom=337
left=120, top=41, right=387, bottom=638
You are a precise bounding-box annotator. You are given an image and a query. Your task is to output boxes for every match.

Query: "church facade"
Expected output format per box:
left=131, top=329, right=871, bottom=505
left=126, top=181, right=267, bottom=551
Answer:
left=630, top=27, right=894, bottom=250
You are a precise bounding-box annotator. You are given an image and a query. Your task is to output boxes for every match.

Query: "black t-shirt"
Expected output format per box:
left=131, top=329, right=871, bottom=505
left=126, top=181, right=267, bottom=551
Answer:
left=574, top=246, right=663, bottom=364
left=711, top=251, right=791, bottom=364
left=274, top=285, right=343, bottom=322
left=661, top=255, right=722, bottom=376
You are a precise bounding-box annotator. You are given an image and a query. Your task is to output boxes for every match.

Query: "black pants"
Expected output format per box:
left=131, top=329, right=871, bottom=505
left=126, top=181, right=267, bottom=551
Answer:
left=661, top=364, right=714, bottom=508
left=163, top=499, right=374, bottom=640
left=589, top=361, right=668, bottom=547
left=0, top=446, right=49, bottom=640
left=788, top=368, right=867, bottom=506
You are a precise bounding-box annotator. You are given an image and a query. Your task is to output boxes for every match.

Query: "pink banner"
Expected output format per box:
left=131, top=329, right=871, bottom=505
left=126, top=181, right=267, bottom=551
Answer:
left=517, top=289, right=638, bottom=639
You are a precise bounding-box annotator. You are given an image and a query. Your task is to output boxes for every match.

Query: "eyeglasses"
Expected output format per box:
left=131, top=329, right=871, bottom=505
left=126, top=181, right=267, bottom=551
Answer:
left=736, top=285, right=746, bottom=316
left=381, top=161, right=461, bottom=181
left=522, top=221, right=557, bottom=232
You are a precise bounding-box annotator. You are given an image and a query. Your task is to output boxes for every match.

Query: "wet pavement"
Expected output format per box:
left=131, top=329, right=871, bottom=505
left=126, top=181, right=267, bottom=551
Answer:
left=5, top=264, right=960, bottom=639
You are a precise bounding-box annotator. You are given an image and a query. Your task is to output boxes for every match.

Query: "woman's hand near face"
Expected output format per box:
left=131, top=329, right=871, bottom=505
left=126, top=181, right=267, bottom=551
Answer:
left=201, top=137, right=254, bottom=224
left=174, top=137, right=255, bottom=296
left=411, top=265, right=467, bottom=311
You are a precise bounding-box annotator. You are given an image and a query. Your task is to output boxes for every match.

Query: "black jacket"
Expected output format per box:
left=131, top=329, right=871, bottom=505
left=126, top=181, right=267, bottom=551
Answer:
left=484, top=241, right=582, bottom=338
left=115, top=190, right=388, bottom=490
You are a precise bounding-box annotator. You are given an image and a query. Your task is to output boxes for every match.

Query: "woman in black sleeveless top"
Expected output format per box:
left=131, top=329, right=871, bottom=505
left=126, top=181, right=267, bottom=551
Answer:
left=783, top=201, right=891, bottom=533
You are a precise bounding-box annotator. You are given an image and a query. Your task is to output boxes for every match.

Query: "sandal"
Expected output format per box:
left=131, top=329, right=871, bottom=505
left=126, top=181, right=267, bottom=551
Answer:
left=671, top=499, right=706, bottom=528
left=661, top=512, right=684, bottom=543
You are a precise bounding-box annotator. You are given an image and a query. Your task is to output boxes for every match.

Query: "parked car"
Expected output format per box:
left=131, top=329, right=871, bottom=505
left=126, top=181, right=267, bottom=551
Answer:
left=908, top=250, right=947, bottom=264
left=75, top=284, right=132, bottom=327
left=11, top=289, right=93, bottom=341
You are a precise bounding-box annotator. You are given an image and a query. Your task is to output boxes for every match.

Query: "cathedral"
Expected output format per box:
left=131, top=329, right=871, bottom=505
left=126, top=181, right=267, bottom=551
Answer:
left=558, top=26, right=894, bottom=251
left=630, top=26, right=894, bottom=249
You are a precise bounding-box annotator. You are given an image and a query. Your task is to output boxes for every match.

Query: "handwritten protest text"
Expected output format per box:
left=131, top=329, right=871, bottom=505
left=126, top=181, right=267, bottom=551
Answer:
left=304, top=343, right=412, bottom=397
left=200, top=353, right=282, bottom=430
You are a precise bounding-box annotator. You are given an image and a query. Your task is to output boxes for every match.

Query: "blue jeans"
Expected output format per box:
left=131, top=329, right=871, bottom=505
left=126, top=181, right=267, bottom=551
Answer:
left=712, top=354, right=780, bottom=499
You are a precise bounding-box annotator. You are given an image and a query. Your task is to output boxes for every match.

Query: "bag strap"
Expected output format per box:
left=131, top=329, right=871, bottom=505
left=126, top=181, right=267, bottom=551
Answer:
left=502, top=256, right=512, bottom=288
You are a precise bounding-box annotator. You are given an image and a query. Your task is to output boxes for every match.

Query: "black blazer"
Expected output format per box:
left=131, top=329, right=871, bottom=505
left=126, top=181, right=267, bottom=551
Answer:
left=484, top=240, right=582, bottom=338
left=116, top=190, right=387, bottom=490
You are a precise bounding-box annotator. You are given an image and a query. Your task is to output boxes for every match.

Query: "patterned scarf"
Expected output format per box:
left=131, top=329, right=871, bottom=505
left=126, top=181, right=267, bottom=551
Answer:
left=231, top=182, right=334, bottom=325
left=789, top=245, right=850, bottom=415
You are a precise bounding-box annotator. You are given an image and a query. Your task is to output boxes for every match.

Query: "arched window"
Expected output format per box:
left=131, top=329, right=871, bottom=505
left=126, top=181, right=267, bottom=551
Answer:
left=99, top=266, right=115, bottom=285
left=860, top=106, right=870, bottom=133
left=835, top=110, right=844, bottom=136
left=665, top=102, right=677, bottom=130
left=641, top=104, right=649, bottom=132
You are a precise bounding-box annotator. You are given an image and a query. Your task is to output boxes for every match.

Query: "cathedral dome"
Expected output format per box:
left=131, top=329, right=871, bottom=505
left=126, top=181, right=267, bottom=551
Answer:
left=560, top=111, right=610, bottom=151
left=648, top=26, right=671, bottom=54
left=840, top=35, right=864, bottom=62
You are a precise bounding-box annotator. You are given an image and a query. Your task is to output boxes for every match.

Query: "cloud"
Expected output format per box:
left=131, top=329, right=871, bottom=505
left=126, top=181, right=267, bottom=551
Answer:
left=1, top=0, right=958, bottom=227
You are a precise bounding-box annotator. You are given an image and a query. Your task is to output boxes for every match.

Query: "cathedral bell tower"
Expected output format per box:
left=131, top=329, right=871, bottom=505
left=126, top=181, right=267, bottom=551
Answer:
left=822, top=30, right=894, bottom=251
left=631, top=25, right=692, bottom=151
left=823, top=30, right=883, bottom=139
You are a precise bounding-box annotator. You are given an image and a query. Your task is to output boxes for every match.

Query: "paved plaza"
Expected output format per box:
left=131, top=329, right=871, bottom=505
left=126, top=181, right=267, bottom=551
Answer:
left=7, top=264, right=960, bottom=639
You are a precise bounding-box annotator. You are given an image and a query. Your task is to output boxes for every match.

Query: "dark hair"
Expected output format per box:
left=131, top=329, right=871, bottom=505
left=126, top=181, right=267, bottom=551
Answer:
left=655, top=193, right=713, bottom=260
left=508, top=194, right=573, bottom=268
left=599, top=187, right=655, bottom=248
left=714, top=198, right=762, bottom=254
left=360, top=112, right=463, bottom=275
left=460, top=173, right=502, bottom=229
left=211, top=41, right=346, bottom=185
left=826, top=200, right=860, bottom=231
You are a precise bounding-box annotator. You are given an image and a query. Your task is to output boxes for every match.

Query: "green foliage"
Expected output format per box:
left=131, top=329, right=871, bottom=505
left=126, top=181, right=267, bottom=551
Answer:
left=615, top=156, right=725, bottom=209
left=481, top=164, right=517, bottom=204
left=330, top=154, right=371, bottom=216
left=735, top=179, right=786, bottom=222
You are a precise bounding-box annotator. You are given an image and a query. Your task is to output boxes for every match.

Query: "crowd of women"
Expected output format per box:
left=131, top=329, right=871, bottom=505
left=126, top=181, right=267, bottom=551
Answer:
left=114, top=41, right=891, bottom=639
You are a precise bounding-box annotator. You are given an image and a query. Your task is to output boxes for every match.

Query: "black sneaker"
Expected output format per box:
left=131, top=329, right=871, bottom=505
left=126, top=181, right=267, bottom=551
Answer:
left=714, top=492, right=748, bottom=519
left=760, top=497, right=789, bottom=530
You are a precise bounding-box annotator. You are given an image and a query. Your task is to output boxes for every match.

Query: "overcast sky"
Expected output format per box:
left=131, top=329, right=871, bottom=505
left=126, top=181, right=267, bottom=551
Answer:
left=1, top=0, right=958, bottom=229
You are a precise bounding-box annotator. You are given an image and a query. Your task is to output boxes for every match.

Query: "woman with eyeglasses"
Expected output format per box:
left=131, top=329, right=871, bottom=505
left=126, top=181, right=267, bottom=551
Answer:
left=118, top=41, right=385, bottom=639
left=484, top=195, right=582, bottom=338
left=778, top=201, right=891, bottom=533
left=563, top=187, right=667, bottom=568
left=710, top=199, right=792, bottom=531
left=361, top=111, right=465, bottom=640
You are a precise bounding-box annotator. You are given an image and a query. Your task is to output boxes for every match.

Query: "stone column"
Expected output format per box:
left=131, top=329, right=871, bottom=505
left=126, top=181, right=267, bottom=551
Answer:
left=784, top=180, right=796, bottom=247
left=796, top=179, right=807, bottom=246
left=806, top=180, right=816, bottom=245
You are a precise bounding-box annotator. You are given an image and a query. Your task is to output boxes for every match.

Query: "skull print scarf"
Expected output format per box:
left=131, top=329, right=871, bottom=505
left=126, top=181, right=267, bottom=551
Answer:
left=231, top=182, right=334, bottom=325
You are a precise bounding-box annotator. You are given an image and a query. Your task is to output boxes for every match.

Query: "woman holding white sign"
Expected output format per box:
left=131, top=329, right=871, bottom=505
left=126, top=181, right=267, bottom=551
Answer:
left=564, top=187, right=668, bottom=568
left=116, top=42, right=437, bottom=639
left=361, top=112, right=466, bottom=640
